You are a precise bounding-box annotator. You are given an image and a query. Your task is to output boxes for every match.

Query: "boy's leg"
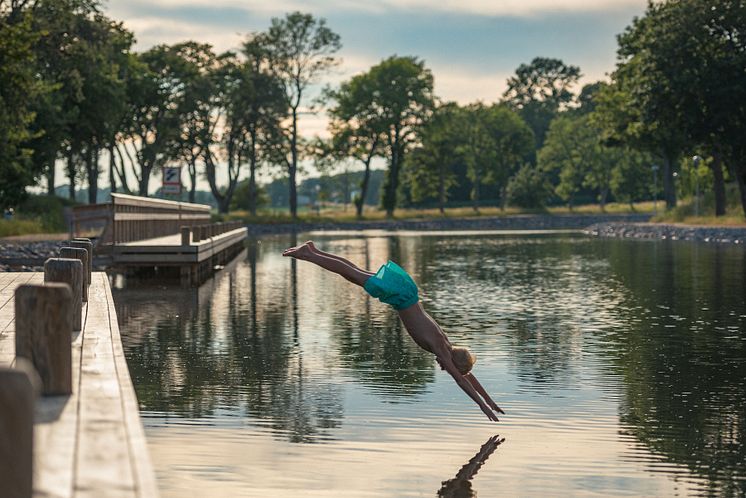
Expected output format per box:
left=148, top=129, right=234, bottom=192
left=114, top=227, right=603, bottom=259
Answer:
left=283, top=243, right=372, bottom=287
left=306, top=241, right=373, bottom=275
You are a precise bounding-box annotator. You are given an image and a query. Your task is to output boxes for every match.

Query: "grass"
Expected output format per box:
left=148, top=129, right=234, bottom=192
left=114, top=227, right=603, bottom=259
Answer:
left=651, top=198, right=746, bottom=226
left=0, top=218, right=46, bottom=238
left=0, top=194, right=76, bottom=238
left=219, top=201, right=655, bottom=225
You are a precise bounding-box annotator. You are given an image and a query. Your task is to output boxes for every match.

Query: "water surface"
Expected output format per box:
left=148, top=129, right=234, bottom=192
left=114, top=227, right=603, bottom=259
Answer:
left=113, top=232, right=746, bottom=497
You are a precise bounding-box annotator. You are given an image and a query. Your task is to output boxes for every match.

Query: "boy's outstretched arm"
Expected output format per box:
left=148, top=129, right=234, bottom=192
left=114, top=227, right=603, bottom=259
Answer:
left=438, top=355, right=500, bottom=422
left=465, top=373, right=505, bottom=415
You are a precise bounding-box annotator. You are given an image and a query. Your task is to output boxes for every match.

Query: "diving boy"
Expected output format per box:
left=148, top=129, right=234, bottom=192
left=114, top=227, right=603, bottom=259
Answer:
left=282, top=241, right=504, bottom=422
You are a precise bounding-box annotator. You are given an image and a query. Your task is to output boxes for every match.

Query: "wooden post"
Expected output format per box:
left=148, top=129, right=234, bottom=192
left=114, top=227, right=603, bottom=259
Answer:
left=59, top=247, right=88, bottom=302
left=71, top=238, right=93, bottom=286
left=181, top=226, right=191, bottom=246
left=15, top=283, right=73, bottom=395
left=0, top=365, right=36, bottom=498
left=193, top=226, right=202, bottom=243
left=44, top=258, right=83, bottom=331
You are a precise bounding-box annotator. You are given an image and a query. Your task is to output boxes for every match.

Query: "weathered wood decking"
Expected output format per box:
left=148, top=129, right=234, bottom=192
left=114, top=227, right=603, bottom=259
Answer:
left=113, top=226, right=247, bottom=286
left=0, top=272, right=158, bottom=498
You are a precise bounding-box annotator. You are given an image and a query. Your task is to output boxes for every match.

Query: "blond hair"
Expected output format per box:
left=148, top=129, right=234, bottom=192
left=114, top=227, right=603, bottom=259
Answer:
left=451, top=347, right=476, bottom=375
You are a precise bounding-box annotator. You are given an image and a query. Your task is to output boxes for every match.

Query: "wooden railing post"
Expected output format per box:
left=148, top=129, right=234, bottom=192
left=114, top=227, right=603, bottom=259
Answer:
left=0, top=364, right=36, bottom=498
left=181, top=226, right=191, bottom=246
left=44, top=258, right=84, bottom=331
left=15, top=283, right=73, bottom=395
left=59, top=247, right=88, bottom=302
left=71, top=238, right=93, bottom=286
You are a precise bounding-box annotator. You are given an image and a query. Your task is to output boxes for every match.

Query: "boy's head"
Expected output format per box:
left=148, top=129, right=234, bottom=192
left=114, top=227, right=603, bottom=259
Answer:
left=451, top=347, right=476, bottom=375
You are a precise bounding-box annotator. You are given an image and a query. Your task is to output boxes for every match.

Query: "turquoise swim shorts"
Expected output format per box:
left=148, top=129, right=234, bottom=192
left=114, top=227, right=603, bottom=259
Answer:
left=363, top=260, right=419, bottom=310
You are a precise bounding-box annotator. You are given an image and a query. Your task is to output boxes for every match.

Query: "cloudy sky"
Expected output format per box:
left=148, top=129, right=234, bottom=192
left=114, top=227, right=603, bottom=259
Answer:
left=106, top=0, right=647, bottom=115
left=93, top=0, right=648, bottom=190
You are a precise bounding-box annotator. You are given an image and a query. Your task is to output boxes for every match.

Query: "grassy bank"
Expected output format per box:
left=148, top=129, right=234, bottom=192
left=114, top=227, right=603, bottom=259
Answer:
left=651, top=196, right=746, bottom=226
left=220, top=201, right=655, bottom=225
left=0, top=195, right=75, bottom=238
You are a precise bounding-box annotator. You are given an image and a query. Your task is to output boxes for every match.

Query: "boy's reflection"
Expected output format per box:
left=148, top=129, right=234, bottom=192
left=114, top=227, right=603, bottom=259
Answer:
left=437, top=435, right=504, bottom=498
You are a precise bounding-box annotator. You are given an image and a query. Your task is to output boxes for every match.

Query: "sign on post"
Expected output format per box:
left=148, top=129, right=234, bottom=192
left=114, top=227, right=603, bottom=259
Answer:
left=162, top=166, right=181, bottom=195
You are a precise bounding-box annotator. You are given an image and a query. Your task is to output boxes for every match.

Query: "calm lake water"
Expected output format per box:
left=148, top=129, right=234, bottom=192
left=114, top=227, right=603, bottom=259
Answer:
left=112, top=232, right=746, bottom=497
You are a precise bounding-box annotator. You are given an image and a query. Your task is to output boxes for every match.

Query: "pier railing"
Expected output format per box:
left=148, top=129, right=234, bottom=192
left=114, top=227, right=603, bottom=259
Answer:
left=72, top=193, right=211, bottom=245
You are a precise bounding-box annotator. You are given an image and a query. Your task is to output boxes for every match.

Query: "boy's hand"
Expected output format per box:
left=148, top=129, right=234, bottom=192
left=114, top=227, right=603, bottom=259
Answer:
left=489, top=401, right=505, bottom=415
left=481, top=404, right=499, bottom=422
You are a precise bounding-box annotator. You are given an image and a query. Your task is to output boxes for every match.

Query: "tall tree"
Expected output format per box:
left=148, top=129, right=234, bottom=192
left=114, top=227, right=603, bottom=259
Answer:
left=260, top=11, right=341, bottom=218
left=326, top=69, right=387, bottom=218
left=239, top=38, right=286, bottom=216
left=0, top=4, right=45, bottom=207
left=364, top=56, right=434, bottom=217
left=502, top=57, right=581, bottom=150
left=540, top=114, right=620, bottom=210
left=123, top=45, right=184, bottom=196
left=401, top=103, right=462, bottom=214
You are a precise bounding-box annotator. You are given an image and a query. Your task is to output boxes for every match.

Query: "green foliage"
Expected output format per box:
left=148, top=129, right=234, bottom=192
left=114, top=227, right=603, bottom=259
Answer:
left=360, top=56, right=434, bottom=216
left=506, top=165, right=552, bottom=209
left=540, top=113, right=642, bottom=210
left=0, top=12, right=44, bottom=207
left=502, top=57, right=581, bottom=149
left=401, top=103, right=462, bottom=209
left=260, top=11, right=342, bottom=218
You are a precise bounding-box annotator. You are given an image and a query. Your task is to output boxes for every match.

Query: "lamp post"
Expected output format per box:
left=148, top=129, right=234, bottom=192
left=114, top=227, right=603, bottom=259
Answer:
left=652, top=164, right=659, bottom=215
left=692, top=155, right=703, bottom=217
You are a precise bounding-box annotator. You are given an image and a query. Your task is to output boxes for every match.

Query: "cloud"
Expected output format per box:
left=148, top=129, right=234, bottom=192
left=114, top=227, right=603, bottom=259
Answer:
left=112, top=0, right=645, bottom=18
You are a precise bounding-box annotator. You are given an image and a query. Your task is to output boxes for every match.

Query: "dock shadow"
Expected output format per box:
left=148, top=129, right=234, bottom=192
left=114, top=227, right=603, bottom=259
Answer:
left=437, top=435, right=505, bottom=498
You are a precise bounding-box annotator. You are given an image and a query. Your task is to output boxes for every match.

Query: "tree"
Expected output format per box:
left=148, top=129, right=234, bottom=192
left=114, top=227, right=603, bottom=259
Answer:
left=401, top=103, right=461, bottom=213
left=326, top=69, right=387, bottom=218
left=73, top=13, right=132, bottom=204
left=238, top=38, right=287, bottom=216
left=502, top=57, right=581, bottom=149
left=540, top=114, right=618, bottom=210
left=361, top=56, right=435, bottom=217
left=0, top=4, right=45, bottom=207
left=259, top=11, right=341, bottom=218
left=123, top=45, right=185, bottom=196
left=610, top=148, right=653, bottom=208
left=506, top=164, right=551, bottom=209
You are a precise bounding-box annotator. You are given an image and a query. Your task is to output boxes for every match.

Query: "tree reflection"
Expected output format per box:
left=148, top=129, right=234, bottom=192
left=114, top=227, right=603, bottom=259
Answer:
left=113, top=240, right=344, bottom=443
left=604, top=239, right=746, bottom=495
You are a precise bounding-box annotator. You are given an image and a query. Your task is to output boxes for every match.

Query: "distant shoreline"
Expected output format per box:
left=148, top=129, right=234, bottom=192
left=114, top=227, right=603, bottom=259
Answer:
left=244, top=213, right=652, bottom=236
left=585, top=222, right=746, bottom=245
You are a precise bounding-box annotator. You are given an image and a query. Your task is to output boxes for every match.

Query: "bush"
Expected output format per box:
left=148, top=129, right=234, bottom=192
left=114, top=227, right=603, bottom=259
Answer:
left=507, top=165, right=552, bottom=209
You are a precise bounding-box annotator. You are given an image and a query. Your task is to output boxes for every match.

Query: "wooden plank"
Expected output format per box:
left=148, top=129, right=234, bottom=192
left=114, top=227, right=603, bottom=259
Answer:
left=0, top=273, right=158, bottom=498
left=75, top=274, right=136, bottom=497
left=102, top=273, right=159, bottom=498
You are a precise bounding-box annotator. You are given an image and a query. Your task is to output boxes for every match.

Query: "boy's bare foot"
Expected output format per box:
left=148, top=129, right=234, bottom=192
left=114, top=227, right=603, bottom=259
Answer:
left=282, top=241, right=314, bottom=260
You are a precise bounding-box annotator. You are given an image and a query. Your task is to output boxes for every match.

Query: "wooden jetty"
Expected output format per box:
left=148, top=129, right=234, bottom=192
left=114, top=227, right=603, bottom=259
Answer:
left=72, top=193, right=247, bottom=286
left=0, top=271, right=159, bottom=498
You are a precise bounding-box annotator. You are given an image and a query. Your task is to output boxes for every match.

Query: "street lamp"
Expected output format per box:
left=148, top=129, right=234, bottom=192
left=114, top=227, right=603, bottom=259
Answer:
left=652, top=164, right=659, bottom=215
left=692, top=155, right=703, bottom=217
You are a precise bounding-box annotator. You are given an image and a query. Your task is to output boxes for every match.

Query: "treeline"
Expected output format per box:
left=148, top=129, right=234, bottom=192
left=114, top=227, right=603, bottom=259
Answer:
left=1, top=0, right=744, bottom=218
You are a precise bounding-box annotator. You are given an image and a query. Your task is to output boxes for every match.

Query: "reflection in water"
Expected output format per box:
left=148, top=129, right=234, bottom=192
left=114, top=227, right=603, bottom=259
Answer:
left=437, top=435, right=504, bottom=497
left=113, top=233, right=746, bottom=496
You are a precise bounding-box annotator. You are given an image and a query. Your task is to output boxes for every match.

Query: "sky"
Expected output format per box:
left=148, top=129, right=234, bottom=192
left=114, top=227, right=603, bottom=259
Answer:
left=64, top=0, right=650, bottom=194
left=106, top=0, right=647, bottom=137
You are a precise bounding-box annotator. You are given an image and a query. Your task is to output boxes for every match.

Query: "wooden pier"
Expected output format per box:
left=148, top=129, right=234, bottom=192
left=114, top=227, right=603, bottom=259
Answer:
left=112, top=222, right=247, bottom=286
left=0, top=272, right=158, bottom=498
left=72, top=194, right=247, bottom=286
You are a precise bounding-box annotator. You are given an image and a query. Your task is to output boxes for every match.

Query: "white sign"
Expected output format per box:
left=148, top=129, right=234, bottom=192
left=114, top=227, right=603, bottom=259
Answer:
left=162, top=184, right=181, bottom=195
left=162, top=167, right=181, bottom=195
